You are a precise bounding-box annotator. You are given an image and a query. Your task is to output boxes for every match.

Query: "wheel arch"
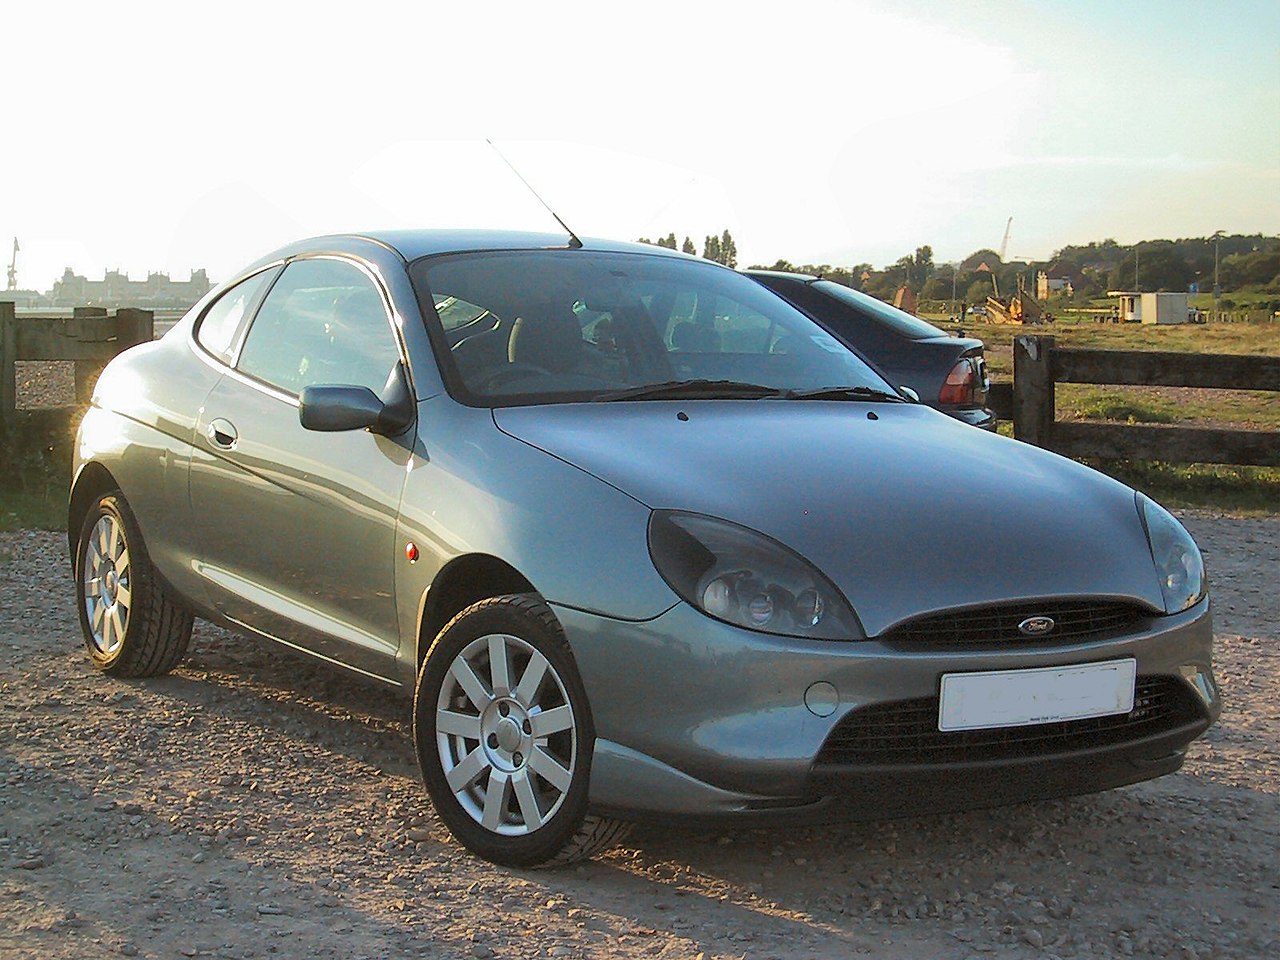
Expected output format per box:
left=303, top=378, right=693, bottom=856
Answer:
left=68, top=462, right=121, bottom=568
left=415, top=553, right=539, bottom=669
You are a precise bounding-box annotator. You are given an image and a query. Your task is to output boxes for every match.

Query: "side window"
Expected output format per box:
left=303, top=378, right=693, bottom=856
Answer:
left=237, top=258, right=401, bottom=396
left=195, top=269, right=277, bottom=364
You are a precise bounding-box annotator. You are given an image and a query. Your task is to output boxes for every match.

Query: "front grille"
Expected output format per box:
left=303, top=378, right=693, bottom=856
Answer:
left=881, top=600, right=1149, bottom=647
left=814, top=676, right=1201, bottom=767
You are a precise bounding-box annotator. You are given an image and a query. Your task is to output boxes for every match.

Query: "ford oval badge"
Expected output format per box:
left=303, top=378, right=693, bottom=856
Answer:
left=1018, top=616, right=1056, bottom=636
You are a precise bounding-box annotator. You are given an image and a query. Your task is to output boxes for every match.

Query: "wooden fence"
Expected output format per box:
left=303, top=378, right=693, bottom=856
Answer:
left=995, top=335, right=1280, bottom=467
left=0, top=301, right=153, bottom=433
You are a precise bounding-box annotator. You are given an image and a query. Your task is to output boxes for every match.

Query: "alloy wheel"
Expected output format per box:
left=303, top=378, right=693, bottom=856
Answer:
left=82, top=513, right=131, bottom=657
left=435, top=632, right=578, bottom=835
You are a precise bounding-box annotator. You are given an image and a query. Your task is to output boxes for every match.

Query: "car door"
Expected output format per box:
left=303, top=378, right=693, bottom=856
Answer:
left=188, top=256, right=412, bottom=679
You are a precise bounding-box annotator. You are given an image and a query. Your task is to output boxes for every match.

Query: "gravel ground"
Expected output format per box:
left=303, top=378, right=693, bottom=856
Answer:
left=0, top=515, right=1276, bottom=960
left=13, top=361, right=76, bottom=409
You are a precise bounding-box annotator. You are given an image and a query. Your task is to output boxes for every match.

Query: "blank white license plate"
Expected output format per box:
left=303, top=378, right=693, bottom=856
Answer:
left=938, top=659, right=1137, bottom=732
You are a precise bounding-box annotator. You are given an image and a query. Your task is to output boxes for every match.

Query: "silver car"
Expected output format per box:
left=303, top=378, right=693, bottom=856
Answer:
left=70, top=230, right=1219, bottom=867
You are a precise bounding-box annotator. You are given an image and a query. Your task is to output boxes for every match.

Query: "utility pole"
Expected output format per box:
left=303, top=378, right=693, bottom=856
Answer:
left=6, top=238, right=16, bottom=291
left=1212, top=230, right=1224, bottom=320
left=1134, top=242, right=1140, bottom=292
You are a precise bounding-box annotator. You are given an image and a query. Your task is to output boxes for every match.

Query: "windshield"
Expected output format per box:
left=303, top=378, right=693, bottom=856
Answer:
left=411, top=251, right=893, bottom=405
left=811, top=280, right=948, bottom=340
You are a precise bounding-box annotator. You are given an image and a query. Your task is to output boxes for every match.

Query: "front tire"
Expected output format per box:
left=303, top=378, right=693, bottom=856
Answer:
left=75, top=492, right=192, bottom=677
left=413, top=594, right=629, bottom=867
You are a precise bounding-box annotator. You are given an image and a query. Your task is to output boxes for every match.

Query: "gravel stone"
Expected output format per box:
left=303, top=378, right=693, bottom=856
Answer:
left=0, top=516, right=1275, bottom=959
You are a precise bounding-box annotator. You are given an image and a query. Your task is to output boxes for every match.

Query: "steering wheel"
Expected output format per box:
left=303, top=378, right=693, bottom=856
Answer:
left=477, top=363, right=552, bottom=390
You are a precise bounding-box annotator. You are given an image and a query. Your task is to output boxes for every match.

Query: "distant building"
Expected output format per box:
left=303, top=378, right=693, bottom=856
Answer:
left=892, top=285, right=918, bottom=315
left=48, top=268, right=211, bottom=309
left=0, top=289, right=45, bottom=309
left=1036, top=270, right=1074, bottom=300
left=1107, top=290, right=1190, bottom=325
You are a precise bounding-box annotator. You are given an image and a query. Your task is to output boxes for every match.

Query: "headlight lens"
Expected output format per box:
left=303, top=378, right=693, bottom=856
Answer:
left=1137, top=494, right=1206, bottom=613
left=648, top=511, right=862, bottom=639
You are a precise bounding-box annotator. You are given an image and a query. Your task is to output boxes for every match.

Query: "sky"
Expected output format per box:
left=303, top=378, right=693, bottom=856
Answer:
left=3, top=0, right=1277, bottom=291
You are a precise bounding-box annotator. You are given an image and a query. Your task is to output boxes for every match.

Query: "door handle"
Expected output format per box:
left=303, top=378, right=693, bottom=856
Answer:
left=207, top=418, right=239, bottom=449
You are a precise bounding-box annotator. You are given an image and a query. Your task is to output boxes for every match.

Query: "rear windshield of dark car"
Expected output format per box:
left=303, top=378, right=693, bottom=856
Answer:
left=811, top=280, right=948, bottom=341
left=410, top=251, right=893, bottom=406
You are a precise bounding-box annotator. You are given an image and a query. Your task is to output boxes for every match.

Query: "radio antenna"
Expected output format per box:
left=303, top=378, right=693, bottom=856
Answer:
left=486, top=139, right=583, bottom=248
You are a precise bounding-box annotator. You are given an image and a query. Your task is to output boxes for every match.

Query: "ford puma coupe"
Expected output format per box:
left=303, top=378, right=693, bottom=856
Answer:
left=71, top=230, right=1219, bottom=867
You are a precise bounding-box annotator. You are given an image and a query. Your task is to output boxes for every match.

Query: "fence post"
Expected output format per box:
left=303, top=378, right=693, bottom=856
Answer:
left=71, top=306, right=109, bottom=405
left=114, top=308, right=154, bottom=351
left=1013, top=335, right=1055, bottom=447
left=0, top=301, right=15, bottom=430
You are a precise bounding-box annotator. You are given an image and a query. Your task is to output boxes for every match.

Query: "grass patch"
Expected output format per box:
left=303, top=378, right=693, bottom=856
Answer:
left=0, top=483, right=67, bottom=533
left=924, top=315, right=1280, bottom=382
left=1, top=414, right=73, bottom=532
left=1082, top=461, right=1280, bottom=516
left=1068, top=390, right=1176, bottom=424
left=1055, top=384, right=1280, bottom=430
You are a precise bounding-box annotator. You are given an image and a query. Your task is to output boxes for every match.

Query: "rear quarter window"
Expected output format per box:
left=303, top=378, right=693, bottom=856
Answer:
left=194, top=268, right=279, bottom=364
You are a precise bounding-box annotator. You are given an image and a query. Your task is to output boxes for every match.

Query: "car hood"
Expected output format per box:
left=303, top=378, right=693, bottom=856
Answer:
left=493, top=401, right=1165, bottom=635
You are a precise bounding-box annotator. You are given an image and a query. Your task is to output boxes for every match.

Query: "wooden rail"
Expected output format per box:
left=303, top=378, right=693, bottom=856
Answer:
left=1007, top=335, right=1280, bottom=467
left=0, top=301, right=153, bottom=431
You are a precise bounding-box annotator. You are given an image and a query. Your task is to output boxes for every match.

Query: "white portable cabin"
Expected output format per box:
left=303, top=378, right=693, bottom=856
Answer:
left=1107, top=291, right=1190, bottom=325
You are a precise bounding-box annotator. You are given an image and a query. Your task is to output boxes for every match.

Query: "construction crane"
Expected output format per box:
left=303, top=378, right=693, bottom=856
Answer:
left=983, top=219, right=1045, bottom=324
left=998, top=217, right=1013, bottom=263
left=6, top=237, right=16, bottom=291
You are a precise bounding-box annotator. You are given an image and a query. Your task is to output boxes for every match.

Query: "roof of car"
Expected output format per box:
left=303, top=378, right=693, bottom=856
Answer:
left=742, top=269, right=820, bottom=282
left=356, top=229, right=692, bottom=262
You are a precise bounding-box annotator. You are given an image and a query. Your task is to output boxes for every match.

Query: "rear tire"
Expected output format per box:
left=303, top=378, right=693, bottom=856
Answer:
left=413, top=594, right=629, bottom=867
left=74, top=492, right=192, bottom=677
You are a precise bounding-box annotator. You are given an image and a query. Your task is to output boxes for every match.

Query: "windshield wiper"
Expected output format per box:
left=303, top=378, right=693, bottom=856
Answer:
left=781, top=385, right=910, bottom=403
left=594, top=380, right=911, bottom=403
left=594, top=379, right=783, bottom=401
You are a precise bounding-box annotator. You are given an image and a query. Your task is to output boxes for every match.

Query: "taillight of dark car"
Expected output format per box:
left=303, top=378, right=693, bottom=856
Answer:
left=938, top=357, right=988, bottom=407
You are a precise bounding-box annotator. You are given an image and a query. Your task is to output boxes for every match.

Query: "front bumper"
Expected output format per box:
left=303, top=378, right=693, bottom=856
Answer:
left=555, top=598, right=1217, bottom=822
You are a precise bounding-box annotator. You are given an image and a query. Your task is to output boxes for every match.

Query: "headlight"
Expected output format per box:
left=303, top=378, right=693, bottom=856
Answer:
left=1137, top=494, right=1206, bottom=613
left=648, top=511, right=862, bottom=639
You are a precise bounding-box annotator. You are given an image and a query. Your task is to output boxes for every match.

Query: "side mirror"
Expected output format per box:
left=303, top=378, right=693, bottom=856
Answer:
left=299, top=363, right=415, bottom=435
left=298, top=385, right=384, bottom=432
left=899, top=386, right=921, bottom=403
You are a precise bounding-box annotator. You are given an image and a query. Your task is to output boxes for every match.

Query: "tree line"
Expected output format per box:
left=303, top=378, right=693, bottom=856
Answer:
left=636, top=230, right=1279, bottom=307
left=636, top=230, right=738, bottom=268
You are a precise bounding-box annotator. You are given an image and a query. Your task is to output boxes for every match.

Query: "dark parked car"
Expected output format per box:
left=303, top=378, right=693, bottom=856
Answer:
left=745, top=270, right=996, bottom=429
left=72, top=231, right=1217, bottom=868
